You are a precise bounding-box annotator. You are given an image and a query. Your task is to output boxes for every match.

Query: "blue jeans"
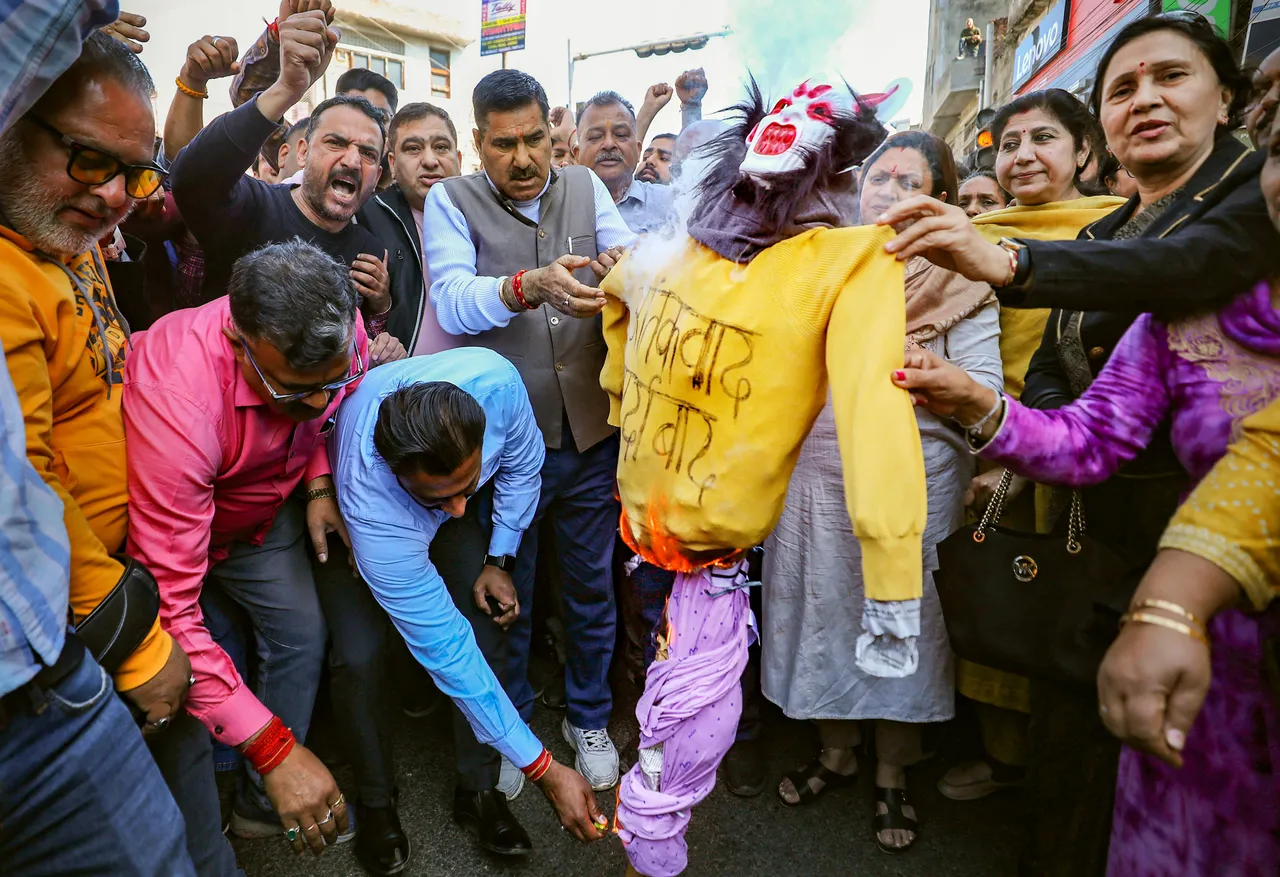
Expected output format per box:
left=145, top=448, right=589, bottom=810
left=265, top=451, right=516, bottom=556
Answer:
left=507, top=428, right=619, bottom=730
left=151, top=499, right=325, bottom=876
left=0, top=649, right=195, bottom=875
left=200, top=499, right=326, bottom=821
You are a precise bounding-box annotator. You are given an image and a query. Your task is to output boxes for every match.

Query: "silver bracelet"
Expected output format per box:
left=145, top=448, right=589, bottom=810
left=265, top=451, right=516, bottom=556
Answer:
left=958, top=392, right=1004, bottom=432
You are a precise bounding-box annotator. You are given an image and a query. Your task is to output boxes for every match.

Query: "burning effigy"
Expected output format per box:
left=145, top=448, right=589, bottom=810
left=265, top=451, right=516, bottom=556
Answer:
left=598, top=76, right=929, bottom=876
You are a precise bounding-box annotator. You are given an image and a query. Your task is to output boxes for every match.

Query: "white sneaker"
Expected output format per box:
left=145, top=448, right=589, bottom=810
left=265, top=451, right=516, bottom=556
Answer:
left=561, top=718, right=620, bottom=790
left=498, top=755, right=526, bottom=800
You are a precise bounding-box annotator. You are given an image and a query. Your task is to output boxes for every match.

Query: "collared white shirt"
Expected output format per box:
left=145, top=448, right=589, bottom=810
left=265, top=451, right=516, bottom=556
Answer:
left=422, top=167, right=636, bottom=336
left=615, top=177, right=677, bottom=234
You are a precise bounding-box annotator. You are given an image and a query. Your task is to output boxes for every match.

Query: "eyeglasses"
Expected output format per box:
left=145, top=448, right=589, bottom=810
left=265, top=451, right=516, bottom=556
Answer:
left=396, top=476, right=478, bottom=511
left=26, top=114, right=168, bottom=198
left=239, top=337, right=365, bottom=403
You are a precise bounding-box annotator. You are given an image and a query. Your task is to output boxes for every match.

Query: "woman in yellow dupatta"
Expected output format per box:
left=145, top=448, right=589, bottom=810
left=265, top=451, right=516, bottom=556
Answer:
left=916, top=91, right=1124, bottom=801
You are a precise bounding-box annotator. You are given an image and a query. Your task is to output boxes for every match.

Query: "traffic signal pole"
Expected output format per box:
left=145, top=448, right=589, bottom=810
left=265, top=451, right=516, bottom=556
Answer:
left=567, top=28, right=731, bottom=110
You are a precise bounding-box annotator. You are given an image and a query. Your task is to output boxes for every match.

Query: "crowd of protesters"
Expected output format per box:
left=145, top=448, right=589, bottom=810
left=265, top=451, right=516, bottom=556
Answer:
left=1, top=2, right=1278, bottom=877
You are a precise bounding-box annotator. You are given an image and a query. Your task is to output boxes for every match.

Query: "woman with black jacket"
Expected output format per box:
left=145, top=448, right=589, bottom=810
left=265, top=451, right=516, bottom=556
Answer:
left=878, top=13, right=1277, bottom=876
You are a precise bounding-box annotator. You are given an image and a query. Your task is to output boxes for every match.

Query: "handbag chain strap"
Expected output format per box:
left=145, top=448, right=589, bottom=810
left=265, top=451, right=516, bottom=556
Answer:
left=974, top=470, right=1085, bottom=555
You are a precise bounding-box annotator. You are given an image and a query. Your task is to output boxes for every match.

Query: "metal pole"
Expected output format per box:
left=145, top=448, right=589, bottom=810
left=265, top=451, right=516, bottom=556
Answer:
left=567, top=38, right=574, bottom=109
left=982, top=21, right=996, bottom=107
left=502, top=51, right=508, bottom=70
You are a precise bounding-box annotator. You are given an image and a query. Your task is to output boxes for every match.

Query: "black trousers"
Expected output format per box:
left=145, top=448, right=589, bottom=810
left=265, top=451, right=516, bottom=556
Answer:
left=429, top=482, right=511, bottom=791
left=313, top=539, right=398, bottom=808
left=315, top=483, right=510, bottom=799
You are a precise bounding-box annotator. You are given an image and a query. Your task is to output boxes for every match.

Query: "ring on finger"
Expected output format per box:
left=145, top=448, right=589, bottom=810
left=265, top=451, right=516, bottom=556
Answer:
left=329, top=793, right=346, bottom=809
left=285, top=826, right=301, bottom=842
left=305, top=823, right=319, bottom=832
left=317, top=810, right=334, bottom=826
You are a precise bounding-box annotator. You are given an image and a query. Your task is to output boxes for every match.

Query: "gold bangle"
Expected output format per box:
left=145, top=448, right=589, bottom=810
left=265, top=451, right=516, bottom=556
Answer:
left=175, top=76, right=209, bottom=99
left=1131, top=598, right=1205, bottom=628
left=1121, top=611, right=1210, bottom=647
left=1002, top=246, right=1018, bottom=287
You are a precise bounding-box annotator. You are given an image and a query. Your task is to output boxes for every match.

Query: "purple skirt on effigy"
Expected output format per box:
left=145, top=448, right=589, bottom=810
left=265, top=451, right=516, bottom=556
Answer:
left=615, top=565, right=753, bottom=877
left=1107, top=604, right=1280, bottom=876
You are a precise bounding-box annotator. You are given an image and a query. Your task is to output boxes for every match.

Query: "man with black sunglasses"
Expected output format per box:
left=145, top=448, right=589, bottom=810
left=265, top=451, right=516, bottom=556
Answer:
left=0, top=25, right=195, bottom=747
left=0, top=20, right=197, bottom=876
left=121, top=239, right=368, bottom=873
left=329, top=348, right=608, bottom=860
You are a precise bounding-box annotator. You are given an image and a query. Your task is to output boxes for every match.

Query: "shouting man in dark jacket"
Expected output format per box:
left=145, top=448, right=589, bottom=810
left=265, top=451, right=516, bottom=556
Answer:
left=357, top=102, right=463, bottom=356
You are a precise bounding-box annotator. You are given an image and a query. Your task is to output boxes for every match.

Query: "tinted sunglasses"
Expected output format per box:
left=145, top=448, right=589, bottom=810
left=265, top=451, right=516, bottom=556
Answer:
left=27, top=114, right=168, bottom=198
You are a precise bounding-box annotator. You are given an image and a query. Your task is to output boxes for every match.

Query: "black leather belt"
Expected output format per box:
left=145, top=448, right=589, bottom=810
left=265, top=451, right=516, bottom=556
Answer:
left=0, top=633, right=86, bottom=731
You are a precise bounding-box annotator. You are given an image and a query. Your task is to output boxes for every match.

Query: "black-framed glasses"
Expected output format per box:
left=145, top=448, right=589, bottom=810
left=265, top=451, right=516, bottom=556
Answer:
left=26, top=114, right=168, bottom=198
left=240, top=337, right=365, bottom=403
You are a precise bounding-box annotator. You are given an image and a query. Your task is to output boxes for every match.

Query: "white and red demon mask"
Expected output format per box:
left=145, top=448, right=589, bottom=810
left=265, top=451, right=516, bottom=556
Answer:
left=740, top=79, right=855, bottom=180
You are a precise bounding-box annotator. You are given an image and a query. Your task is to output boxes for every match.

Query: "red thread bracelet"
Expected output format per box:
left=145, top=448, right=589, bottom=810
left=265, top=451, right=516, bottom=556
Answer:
left=243, top=716, right=296, bottom=776
left=511, top=270, right=536, bottom=310
left=265, top=17, right=280, bottom=41
left=520, top=748, right=553, bottom=782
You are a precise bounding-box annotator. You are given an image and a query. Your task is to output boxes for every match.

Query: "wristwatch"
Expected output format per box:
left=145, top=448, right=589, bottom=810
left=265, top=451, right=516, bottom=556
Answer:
left=483, top=554, right=517, bottom=573
left=306, top=486, right=337, bottom=503
left=996, top=237, right=1028, bottom=287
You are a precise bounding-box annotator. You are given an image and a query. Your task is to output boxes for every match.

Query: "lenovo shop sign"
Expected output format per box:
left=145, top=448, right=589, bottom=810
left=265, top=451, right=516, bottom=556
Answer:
left=1013, top=1, right=1068, bottom=92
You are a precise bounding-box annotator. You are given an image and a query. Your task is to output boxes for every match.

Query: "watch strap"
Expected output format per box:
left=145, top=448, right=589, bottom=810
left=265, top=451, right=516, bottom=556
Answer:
left=484, top=554, right=516, bottom=573
left=306, top=486, right=337, bottom=503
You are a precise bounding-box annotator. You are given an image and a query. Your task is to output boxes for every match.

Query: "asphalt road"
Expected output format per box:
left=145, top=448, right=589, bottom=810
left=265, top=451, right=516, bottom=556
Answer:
left=229, top=688, right=1020, bottom=877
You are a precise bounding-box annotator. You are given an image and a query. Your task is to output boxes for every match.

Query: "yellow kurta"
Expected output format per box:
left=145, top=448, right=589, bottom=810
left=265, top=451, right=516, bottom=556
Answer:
left=1161, top=399, right=1280, bottom=611
left=971, top=196, right=1127, bottom=400
left=600, top=226, right=927, bottom=604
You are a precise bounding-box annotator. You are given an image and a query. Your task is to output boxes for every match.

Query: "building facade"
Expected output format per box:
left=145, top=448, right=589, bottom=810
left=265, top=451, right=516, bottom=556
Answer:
left=920, top=0, right=1252, bottom=169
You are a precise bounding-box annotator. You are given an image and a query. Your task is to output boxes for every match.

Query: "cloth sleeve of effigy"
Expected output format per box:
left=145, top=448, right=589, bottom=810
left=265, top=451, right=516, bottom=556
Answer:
left=599, top=225, right=927, bottom=677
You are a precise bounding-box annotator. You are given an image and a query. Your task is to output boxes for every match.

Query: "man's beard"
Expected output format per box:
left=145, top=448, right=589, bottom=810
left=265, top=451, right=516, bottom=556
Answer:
left=0, top=131, right=121, bottom=257
left=302, top=163, right=364, bottom=222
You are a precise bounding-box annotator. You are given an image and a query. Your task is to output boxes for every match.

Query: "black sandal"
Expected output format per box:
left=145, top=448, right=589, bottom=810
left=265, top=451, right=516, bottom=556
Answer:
left=777, top=757, right=858, bottom=807
left=873, top=786, right=919, bottom=854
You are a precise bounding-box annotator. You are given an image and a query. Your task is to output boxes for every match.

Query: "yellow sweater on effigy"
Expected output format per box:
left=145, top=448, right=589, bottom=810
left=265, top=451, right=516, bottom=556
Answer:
left=599, top=224, right=927, bottom=603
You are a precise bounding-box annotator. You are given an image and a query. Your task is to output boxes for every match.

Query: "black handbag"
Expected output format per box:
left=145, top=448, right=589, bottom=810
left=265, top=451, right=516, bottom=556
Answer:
left=934, top=472, right=1133, bottom=687
left=74, top=554, right=162, bottom=677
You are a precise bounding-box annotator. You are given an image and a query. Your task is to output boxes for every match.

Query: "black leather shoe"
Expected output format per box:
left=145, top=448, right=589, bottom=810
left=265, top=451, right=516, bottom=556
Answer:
left=354, top=801, right=411, bottom=876
left=452, top=788, right=533, bottom=856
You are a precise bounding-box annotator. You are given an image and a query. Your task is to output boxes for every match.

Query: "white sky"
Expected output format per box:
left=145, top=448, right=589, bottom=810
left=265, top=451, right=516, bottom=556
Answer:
left=127, top=0, right=929, bottom=137
left=496, top=0, right=929, bottom=130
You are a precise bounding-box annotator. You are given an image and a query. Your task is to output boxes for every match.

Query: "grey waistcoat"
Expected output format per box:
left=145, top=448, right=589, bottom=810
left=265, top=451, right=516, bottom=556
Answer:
left=441, top=166, right=614, bottom=451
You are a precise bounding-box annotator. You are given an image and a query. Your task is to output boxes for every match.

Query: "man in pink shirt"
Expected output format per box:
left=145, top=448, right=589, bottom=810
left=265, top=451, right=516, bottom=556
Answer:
left=123, top=239, right=368, bottom=874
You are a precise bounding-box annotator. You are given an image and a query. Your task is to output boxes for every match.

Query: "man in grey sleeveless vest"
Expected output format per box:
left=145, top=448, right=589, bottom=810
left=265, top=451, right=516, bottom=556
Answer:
left=422, top=69, right=635, bottom=836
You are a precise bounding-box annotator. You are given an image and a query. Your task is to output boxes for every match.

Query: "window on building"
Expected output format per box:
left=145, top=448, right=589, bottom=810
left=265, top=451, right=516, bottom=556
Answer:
left=430, top=48, right=450, bottom=98
left=335, top=24, right=408, bottom=89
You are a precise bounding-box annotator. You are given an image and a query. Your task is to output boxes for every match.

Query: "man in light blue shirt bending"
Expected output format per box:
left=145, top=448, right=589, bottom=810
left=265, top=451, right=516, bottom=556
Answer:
left=330, top=348, right=604, bottom=858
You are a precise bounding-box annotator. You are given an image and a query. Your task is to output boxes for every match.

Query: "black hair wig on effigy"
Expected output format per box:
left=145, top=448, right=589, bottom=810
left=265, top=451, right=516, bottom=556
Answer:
left=693, top=75, right=887, bottom=231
